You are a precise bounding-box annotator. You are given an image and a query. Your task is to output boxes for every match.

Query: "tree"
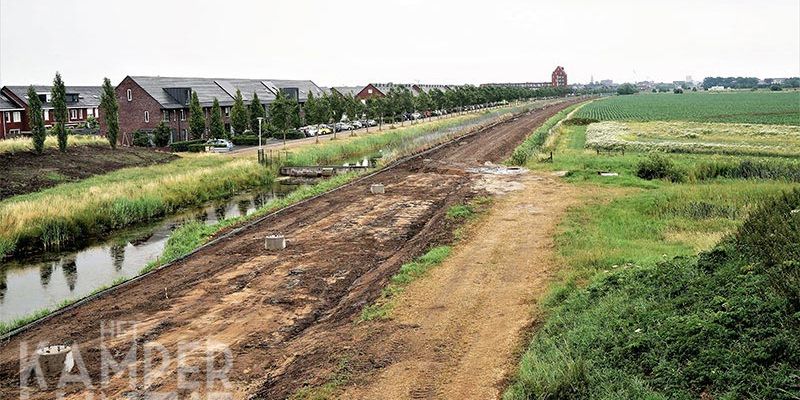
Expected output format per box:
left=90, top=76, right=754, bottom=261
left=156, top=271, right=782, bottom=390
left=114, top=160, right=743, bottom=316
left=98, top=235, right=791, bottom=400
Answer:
left=188, top=91, right=205, bottom=139
left=209, top=98, right=225, bottom=139
left=51, top=72, right=68, bottom=152
left=429, top=88, right=446, bottom=116
left=153, top=121, right=171, bottom=147
left=289, top=100, right=302, bottom=129
left=414, top=90, right=433, bottom=119
left=617, top=83, right=638, bottom=95
left=100, top=77, right=119, bottom=149
left=230, top=89, right=249, bottom=135
left=27, top=86, right=46, bottom=154
left=268, top=90, right=291, bottom=135
left=248, top=92, right=266, bottom=133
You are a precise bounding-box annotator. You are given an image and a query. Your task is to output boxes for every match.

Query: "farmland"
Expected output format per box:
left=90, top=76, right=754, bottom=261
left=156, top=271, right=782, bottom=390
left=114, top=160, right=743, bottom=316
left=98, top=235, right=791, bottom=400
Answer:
left=585, top=120, right=800, bottom=156
left=503, top=95, right=800, bottom=399
left=575, top=91, right=800, bottom=125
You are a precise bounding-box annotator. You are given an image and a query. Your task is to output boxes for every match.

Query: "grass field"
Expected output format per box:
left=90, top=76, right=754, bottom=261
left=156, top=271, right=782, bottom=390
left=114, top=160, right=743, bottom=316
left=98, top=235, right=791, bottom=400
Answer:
left=575, top=91, right=800, bottom=125
left=503, top=97, right=800, bottom=399
left=585, top=120, right=800, bottom=156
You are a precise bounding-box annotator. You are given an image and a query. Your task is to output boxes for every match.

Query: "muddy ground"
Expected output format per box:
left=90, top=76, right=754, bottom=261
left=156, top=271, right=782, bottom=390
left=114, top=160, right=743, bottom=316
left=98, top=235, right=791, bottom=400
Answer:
left=0, top=98, right=583, bottom=399
left=0, top=145, right=176, bottom=200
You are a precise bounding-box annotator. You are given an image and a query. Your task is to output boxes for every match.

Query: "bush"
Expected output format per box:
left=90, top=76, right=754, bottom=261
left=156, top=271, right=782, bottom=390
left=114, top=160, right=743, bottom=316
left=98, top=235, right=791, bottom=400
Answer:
left=132, top=130, right=152, bottom=147
left=153, top=122, right=171, bottom=147
left=187, top=143, right=207, bottom=152
left=169, top=139, right=205, bottom=152
left=617, top=83, right=638, bottom=95
left=734, top=188, right=800, bottom=309
left=770, top=85, right=783, bottom=91
left=562, top=118, right=599, bottom=126
left=231, top=135, right=260, bottom=146
left=636, top=153, right=685, bottom=182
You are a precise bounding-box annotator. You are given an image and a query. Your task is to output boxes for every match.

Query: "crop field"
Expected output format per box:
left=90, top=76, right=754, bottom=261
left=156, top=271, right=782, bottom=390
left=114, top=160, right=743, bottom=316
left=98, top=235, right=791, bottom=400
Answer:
left=585, top=120, right=800, bottom=156
left=575, top=91, right=800, bottom=125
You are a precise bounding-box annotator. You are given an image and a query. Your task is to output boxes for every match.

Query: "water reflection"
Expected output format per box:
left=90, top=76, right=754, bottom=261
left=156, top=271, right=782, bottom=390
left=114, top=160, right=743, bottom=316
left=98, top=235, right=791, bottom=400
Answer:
left=0, top=183, right=297, bottom=323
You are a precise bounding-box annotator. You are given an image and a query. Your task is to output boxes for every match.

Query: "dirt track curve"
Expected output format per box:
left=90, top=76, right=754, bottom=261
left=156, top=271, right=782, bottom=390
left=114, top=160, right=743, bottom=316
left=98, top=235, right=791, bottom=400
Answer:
left=0, top=98, right=583, bottom=399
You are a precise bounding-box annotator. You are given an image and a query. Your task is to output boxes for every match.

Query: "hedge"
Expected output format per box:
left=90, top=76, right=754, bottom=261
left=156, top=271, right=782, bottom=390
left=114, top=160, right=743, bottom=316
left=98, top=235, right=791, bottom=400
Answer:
left=169, top=139, right=206, bottom=152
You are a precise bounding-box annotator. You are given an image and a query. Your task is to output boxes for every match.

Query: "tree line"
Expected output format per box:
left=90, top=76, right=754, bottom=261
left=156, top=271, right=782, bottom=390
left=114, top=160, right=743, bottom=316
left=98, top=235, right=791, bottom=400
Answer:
left=702, top=76, right=800, bottom=89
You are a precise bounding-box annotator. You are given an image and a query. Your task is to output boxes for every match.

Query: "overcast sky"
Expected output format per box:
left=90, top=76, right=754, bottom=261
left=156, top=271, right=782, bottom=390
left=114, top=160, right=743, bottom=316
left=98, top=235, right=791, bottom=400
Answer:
left=1, top=0, right=798, bottom=87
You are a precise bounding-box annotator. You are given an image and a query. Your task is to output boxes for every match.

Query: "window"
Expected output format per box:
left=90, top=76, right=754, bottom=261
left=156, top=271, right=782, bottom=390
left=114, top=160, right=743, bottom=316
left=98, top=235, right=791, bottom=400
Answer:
left=9, top=129, right=20, bottom=135
left=180, top=109, right=185, bottom=121
left=3, top=112, right=9, bottom=123
left=144, top=111, right=150, bottom=123
left=70, top=109, right=78, bottom=120
left=43, top=109, right=50, bottom=121
left=367, top=89, right=373, bottom=94
left=126, top=89, right=132, bottom=102
left=224, top=107, right=230, bottom=116
left=79, top=109, right=84, bottom=119
left=163, top=110, right=169, bottom=122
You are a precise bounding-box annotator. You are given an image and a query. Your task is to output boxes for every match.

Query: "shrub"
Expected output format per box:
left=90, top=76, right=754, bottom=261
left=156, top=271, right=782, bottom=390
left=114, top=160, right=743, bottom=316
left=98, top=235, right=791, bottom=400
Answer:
left=132, top=130, right=152, bottom=147
left=636, top=153, right=685, bottom=182
left=169, top=139, right=205, bottom=152
left=734, top=188, right=800, bottom=309
left=616, top=83, right=638, bottom=95
left=231, top=135, right=260, bottom=146
left=562, top=118, right=599, bottom=126
left=153, top=122, right=171, bottom=147
left=187, top=143, right=207, bottom=152
left=692, top=158, right=800, bottom=182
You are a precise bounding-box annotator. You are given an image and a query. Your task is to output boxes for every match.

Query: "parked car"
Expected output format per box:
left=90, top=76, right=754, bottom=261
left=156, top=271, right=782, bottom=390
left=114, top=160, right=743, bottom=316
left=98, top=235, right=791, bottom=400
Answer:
left=351, top=120, right=363, bottom=129
left=304, top=126, right=319, bottom=137
left=205, top=138, right=233, bottom=151
left=411, top=112, right=422, bottom=120
left=335, top=122, right=353, bottom=131
left=318, top=125, right=333, bottom=135
left=366, top=119, right=377, bottom=126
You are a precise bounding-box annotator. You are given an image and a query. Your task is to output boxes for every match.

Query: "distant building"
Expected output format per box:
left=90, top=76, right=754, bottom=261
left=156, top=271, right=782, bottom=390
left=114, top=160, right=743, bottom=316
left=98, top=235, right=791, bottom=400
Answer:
left=600, top=79, right=614, bottom=86
left=551, top=66, right=568, bottom=87
left=0, top=85, right=102, bottom=139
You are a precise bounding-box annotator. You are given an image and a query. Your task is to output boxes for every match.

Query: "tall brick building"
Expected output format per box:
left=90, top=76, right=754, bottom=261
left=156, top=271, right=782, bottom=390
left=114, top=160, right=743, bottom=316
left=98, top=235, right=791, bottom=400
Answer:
left=551, top=66, right=568, bottom=87
left=108, top=76, right=323, bottom=145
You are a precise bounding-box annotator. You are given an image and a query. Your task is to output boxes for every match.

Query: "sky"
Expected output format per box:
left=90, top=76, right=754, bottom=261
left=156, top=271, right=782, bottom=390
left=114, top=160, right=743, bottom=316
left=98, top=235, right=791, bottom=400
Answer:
left=1, top=0, right=798, bottom=87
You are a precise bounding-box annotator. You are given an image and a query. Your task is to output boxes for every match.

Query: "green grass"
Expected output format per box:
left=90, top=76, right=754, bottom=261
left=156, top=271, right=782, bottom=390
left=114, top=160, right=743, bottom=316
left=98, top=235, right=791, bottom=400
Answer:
left=575, top=91, right=800, bottom=125
left=503, top=117, right=800, bottom=399
left=509, top=104, right=581, bottom=165
left=360, top=245, right=453, bottom=321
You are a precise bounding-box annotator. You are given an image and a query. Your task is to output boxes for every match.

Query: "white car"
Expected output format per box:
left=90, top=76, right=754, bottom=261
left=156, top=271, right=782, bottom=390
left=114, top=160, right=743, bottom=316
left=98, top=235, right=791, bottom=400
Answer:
left=206, top=139, right=233, bottom=151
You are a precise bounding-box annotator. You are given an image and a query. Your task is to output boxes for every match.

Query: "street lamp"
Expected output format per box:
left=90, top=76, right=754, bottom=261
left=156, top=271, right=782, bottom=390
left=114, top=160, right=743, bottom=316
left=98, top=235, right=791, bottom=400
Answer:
left=257, top=117, right=264, bottom=150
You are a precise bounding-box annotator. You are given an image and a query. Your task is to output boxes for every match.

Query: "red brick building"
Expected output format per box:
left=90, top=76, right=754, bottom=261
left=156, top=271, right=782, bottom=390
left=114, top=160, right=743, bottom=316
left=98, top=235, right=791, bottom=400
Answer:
left=0, top=85, right=102, bottom=139
left=551, top=66, right=568, bottom=87
left=109, top=76, right=324, bottom=145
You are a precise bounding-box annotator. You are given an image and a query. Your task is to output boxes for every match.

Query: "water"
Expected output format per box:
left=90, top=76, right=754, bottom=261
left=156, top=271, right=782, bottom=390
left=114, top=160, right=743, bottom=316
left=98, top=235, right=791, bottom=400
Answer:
left=0, top=183, right=299, bottom=324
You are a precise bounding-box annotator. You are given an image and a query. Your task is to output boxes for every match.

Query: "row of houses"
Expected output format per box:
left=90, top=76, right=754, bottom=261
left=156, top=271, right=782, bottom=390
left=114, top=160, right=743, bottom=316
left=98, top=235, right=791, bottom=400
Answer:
left=0, top=86, right=102, bottom=139
left=0, top=66, right=569, bottom=142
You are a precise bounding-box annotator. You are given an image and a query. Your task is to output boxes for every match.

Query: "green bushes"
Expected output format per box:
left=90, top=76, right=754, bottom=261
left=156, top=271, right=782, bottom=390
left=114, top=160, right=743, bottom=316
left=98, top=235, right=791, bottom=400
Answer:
left=692, top=158, right=800, bottom=182
left=232, top=135, right=260, bottom=146
left=132, top=130, right=152, bottom=147
left=169, top=139, right=205, bottom=152
left=734, top=188, right=800, bottom=308
left=504, top=190, right=800, bottom=399
left=636, top=153, right=685, bottom=182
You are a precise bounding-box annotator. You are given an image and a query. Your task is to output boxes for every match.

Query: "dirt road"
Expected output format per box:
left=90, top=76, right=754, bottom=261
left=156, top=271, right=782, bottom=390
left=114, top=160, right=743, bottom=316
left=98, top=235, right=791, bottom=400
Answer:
left=0, top=98, right=583, bottom=399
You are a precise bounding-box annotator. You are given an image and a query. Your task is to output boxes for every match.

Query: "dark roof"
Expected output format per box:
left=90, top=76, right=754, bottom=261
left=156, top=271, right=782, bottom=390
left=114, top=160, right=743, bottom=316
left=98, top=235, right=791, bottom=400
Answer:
left=371, top=83, right=419, bottom=96
left=3, top=85, right=102, bottom=108
left=128, top=76, right=324, bottom=108
left=0, top=94, right=23, bottom=110
left=331, top=86, right=365, bottom=97
left=415, top=84, right=452, bottom=94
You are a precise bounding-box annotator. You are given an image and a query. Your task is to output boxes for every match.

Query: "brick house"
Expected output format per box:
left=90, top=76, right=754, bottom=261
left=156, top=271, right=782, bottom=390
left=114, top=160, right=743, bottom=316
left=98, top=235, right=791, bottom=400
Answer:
left=109, top=76, right=324, bottom=145
left=354, top=83, right=423, bottom=101
left=0, top=85, right=102, bottom=139
left=551, top=66, right=568, bottom=87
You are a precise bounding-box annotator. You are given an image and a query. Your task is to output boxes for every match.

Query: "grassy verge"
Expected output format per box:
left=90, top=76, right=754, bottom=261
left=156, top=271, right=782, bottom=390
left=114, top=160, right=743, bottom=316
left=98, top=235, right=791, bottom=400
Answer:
left=509, top=103, right=582, bottom=165
left=0, top=134, right=109, bottom=154
left=359, top=197, right=491, bottom=322
left=503, top=120, right=800, bottom=398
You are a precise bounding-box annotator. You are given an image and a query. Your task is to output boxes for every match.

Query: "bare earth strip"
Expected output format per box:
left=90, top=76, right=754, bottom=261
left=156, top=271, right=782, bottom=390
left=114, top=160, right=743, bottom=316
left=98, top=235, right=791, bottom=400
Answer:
left=0, top=98, right=584, bottom=399
left=342, top=173, right=587, bottom=399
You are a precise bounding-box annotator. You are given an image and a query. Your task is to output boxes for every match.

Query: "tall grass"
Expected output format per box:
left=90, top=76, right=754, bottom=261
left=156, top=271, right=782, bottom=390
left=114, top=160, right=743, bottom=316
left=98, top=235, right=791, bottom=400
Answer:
left=0, top=155, right=272, bottom=257
left=509, top=104, right=581, bottom=165
left=0, top=135, right=108, bottom=154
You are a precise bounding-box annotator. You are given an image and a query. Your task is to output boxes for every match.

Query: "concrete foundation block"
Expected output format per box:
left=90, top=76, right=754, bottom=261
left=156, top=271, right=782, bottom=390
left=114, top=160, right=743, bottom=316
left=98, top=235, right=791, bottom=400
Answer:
left=370, top=184, right=385, bottom=194
left=265, top=235, right=286, bottom=250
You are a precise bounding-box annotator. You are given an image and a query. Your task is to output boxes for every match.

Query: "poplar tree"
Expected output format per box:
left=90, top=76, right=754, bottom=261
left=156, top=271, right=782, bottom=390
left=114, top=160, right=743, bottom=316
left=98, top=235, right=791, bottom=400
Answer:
left=51, top=72, right=68, bottom=151
left=210, top=98, right=225, bottom=139
left=100, top=77, right=119, bottom=149
left=230, top=89, right=248, bottom=135
left=27, top=86, right=46, bottom=154
left=248, top=92, right=266, bottom=133
left=188, top=91, right=205, bottom=139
